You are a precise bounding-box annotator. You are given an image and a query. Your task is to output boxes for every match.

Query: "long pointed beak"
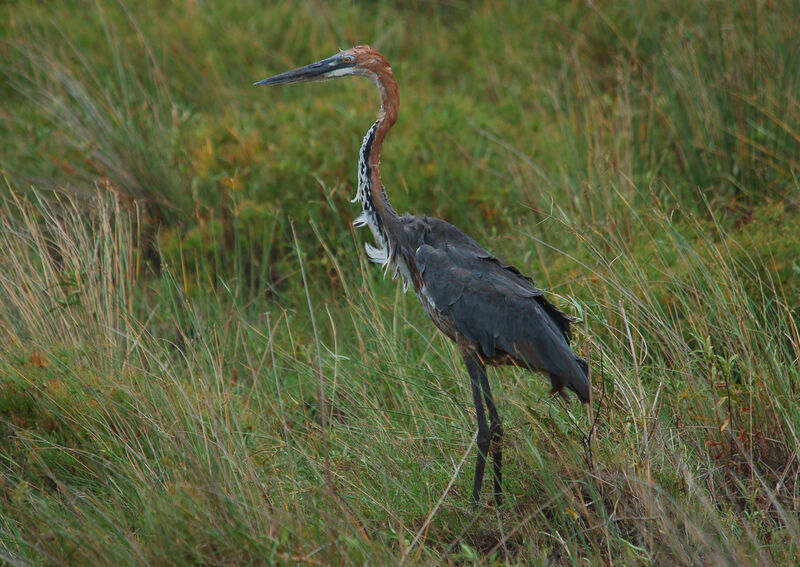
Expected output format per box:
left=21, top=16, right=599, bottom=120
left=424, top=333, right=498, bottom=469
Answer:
left=254, top=55, right=347, bottom=86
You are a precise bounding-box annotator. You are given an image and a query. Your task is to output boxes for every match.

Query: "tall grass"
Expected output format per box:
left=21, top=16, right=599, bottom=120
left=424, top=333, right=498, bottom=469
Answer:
left=1, top=184, right=798, bottom=564
left=3, top=3, right=189, bottom=221
left=0, top=187, right=136, bottom=370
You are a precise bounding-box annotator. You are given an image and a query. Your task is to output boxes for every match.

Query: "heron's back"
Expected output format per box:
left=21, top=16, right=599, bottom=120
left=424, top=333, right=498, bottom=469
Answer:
left=407, top=216, right=589, bottom=402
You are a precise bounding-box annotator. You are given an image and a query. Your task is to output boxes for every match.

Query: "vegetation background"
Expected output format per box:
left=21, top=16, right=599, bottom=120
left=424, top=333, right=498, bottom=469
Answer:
left=2, top=0, right=800, bottom=564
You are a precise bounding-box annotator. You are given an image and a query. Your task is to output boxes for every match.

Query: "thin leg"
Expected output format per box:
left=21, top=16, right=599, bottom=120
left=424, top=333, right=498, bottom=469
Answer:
left=480, top=370, right=504, bottom=506
left=461, top=347, right=491, bottom=508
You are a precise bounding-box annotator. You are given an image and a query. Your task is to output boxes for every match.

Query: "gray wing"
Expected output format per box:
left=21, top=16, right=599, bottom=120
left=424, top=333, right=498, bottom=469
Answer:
left=413, top=231, right=589, bottom=402
left=403, top=216, right=575, bottom=341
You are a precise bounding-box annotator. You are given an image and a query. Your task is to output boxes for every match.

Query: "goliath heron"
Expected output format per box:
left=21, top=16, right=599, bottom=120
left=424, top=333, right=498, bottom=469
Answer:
left=255, top=46, right=590, bottom=506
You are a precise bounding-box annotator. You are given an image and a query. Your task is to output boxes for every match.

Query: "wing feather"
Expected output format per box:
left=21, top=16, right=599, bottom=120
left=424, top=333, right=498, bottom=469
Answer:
left=409, top=216, right=575, bottom=340
left=414, top=237, right=589, bottom=402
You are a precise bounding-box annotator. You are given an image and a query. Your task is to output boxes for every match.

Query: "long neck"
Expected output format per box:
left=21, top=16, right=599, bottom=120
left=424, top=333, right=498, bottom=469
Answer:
left=368, top=72, right=399, bottom=206
left=354, top=68, right=400, bottom=228
left=352, top=63, right=416, bottom=290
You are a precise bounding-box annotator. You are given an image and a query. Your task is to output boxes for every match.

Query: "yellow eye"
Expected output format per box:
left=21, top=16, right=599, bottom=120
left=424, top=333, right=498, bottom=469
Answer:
left=342, top=56, right=353, bottom=64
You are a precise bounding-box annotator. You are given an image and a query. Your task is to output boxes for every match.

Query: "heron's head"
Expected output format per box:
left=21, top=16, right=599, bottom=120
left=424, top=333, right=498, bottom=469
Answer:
left=254, top=45, right=392, bottom=87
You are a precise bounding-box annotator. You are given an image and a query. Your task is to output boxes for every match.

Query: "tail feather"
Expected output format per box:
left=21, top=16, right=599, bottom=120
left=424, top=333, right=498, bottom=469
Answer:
left=568, top=356, right=591, bottom=403
left=511, top=333, right=591, bottom=404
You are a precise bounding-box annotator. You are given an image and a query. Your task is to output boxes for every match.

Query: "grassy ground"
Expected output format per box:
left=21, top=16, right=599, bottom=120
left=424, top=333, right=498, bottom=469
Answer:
left=2, top=1, right=800, bottom=564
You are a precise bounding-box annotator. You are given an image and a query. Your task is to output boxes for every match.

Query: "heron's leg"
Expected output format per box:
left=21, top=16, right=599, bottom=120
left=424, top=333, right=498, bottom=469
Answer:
left=479, top=370, right=504, bottom=506
left=461, top=348, right=490, bottom=508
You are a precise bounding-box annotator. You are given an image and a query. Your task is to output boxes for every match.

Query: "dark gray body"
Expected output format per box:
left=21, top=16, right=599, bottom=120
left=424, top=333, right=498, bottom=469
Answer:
left=394, top=214, right=590, bottom=403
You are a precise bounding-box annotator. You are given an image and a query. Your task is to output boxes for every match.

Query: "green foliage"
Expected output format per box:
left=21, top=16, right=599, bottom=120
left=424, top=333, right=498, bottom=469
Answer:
left=2, top=0, right=800, bottom=565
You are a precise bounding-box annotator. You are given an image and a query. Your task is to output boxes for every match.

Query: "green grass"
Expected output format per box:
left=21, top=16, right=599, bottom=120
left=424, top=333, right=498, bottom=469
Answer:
left=2, top=0, right=800, bottom=564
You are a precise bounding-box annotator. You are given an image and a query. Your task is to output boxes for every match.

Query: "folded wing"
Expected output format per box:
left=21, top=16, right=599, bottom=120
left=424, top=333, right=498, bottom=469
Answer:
left=414, top=233, right=589, bottom=402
